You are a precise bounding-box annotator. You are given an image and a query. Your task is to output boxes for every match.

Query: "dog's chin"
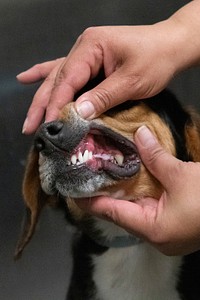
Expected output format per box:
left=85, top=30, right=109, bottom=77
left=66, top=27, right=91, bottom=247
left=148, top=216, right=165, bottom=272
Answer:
left=39, top=159, right=116, bottom=198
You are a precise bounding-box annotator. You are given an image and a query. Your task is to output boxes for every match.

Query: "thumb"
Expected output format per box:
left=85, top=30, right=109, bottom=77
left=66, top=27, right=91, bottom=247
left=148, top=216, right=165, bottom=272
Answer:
left=75, top=68, right=141, bottom=119
left=135, top=125, right=180, bottom=189
left=74, top=196, right=158, bottom=240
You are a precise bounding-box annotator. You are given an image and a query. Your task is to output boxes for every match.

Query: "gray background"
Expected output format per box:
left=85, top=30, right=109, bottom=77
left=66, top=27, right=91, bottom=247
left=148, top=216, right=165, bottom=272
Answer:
left=1, top=0, right=200, bottom=299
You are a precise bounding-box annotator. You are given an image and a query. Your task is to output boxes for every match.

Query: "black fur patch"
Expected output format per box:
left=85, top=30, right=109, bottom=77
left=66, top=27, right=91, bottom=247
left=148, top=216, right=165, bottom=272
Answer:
left=67, top=232, right=106, bottom=300
left=144, top=90, right=192, bottom=162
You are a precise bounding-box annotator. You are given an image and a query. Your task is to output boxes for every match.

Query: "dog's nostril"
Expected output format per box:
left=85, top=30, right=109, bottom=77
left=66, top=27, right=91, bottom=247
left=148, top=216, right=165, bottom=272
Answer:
left=46, top=121, right=64, bottom=136
left=34, top=138, right=46, bottom=151
left=34, top=121, right=64, bottom=152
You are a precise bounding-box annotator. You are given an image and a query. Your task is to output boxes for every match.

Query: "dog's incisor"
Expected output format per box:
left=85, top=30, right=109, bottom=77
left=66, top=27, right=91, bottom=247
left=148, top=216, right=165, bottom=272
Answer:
left=15, top=90, right=200, bottom=300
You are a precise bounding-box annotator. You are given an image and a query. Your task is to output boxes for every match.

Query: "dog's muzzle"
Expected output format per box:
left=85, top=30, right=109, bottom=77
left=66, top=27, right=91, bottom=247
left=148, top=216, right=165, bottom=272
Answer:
left=34, top=120, right=141, bottom=179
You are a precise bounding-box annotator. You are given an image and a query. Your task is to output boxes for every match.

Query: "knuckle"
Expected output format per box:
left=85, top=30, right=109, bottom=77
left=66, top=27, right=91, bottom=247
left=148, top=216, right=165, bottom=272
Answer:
left=127, top=74, right=143, bottom=91
left=55, top=57, right=65, bottom=63
left=121, top=70, right=144, bottom=97
left=78, top=27, right=104, bottom=55
left=92, top=88, right=113, bottom=114
left=81, top=27, right=99, bottom=41
left=123, top=70, right=155, bottom=100
left=53, top=68, right=68, bottom=88
left=44, top=75, right=53, bottom=84
left=34, top=63, right=46, bottom=79
left=34, top=63, right=42, bottom=71
left=170, top=160, right=182, bottom=177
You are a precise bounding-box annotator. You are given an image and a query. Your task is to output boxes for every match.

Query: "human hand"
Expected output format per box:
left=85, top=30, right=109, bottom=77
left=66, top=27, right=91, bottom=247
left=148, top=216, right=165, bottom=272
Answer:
left=75, top=126, right=200, bottom=256
left=18, top=1, right=200, bottom=135
left=18, top=21, right=181, bottom=134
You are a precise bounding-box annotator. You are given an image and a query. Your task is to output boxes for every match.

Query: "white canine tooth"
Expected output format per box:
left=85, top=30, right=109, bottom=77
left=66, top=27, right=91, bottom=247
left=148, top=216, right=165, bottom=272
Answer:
left=89, top=151, right=93, bottom=160
left=115, top=154, right=124, bottom=165
left=78, top=152, right=83, bottom=163
left=71, top=154, right=77, bottom=165
left=83, top=150, right=89, bottom=162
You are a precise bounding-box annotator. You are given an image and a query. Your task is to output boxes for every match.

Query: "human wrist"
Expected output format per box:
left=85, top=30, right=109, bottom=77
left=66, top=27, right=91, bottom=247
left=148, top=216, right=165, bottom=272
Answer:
left=166, top=1, right=200, bottom=74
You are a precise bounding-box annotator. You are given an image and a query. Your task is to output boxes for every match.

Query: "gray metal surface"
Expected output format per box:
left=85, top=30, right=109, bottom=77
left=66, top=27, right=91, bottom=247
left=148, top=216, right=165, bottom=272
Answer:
left=1, top=1, right=200, bottom=299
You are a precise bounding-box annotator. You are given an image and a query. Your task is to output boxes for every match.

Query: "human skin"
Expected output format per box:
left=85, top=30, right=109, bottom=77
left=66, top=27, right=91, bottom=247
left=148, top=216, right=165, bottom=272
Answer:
left=17, top=0, right=200, bottom=255
left=18, top=1, right=200, bottom=135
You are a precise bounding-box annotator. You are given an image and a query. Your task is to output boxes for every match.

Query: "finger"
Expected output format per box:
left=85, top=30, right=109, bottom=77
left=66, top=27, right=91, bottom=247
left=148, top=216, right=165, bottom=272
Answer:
left=74, top=196, right=158, bottom=240
left=22, top=106, right=46, bottom=135
left=17, top=58, right=65, bottom=84
left=45, top=40, right=104, bottom=122
left=135, top=125, right=181, bottom=189
left=22, top=61, right=65, bottom=134
left=45, top=61, right=93, bottom=122
left=75, top=65, right=143, bottom=119
left=22, top=36, right=103, bottom=133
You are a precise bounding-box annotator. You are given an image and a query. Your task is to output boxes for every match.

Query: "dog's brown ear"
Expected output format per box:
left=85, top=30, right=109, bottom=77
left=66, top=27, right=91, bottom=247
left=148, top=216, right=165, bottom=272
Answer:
left=185, top=109, right=200, bottom=162
left=14, top=147, right=56, bottom=260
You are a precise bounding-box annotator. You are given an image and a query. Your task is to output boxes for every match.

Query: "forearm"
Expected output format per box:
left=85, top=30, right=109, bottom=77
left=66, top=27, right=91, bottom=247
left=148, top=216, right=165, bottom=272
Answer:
left=166, top=0, right=200, bottom=74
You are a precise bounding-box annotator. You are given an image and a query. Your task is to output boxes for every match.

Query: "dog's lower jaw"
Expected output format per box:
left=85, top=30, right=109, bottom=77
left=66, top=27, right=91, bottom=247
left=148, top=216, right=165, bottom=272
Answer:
left=92, top=243, right=182, bottom=300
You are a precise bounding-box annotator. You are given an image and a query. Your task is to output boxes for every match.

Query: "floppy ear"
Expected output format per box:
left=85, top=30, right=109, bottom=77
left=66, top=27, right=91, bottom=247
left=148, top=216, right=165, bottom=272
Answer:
left=185, top=109, right=200, bottom=162
left=14, top=147, right=56, bottom=260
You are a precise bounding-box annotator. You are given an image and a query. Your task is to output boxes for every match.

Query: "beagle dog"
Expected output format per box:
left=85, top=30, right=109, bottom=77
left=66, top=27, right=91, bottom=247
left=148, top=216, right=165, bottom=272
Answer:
left=15, top=90, right=200, bottom=300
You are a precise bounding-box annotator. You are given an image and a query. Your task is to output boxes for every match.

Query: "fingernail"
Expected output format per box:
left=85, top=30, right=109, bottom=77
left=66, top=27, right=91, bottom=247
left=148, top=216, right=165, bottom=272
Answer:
left=22, top=117, right=28, bottom=134
left=136, top=125, right=157, bottom=148
left=76, top=101, right=95, bottom=119
left=16, top=71, right=25, bottom=79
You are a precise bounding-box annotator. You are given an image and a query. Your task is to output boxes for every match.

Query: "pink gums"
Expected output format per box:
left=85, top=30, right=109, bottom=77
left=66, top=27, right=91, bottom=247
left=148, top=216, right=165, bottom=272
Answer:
left=72, top=133, right=122, bottom=158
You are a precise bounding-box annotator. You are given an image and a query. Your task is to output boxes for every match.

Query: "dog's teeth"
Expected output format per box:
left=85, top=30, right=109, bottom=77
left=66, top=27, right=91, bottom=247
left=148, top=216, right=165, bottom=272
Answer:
left=71, top=154, right=77, bottom=165
left=71, top=151, right=93, bottom=165
left=78, top=152, right=83, bottom=163
left=88, top=151, right=93, bottom=160
left=83, top=150, right=89, bottom=162
left=115, top=154, right=124, bottom=165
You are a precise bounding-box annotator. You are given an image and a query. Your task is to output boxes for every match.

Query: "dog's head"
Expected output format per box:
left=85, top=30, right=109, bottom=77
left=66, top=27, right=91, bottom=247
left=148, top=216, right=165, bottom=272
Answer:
left=15, top=90, right=200, bottom=258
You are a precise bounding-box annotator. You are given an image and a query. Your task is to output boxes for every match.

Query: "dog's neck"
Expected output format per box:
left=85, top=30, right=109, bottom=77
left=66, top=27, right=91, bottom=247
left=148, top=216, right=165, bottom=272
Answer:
left=90, top=233, right=142, bottom=248
left=83, top=218, right=142, bottom=248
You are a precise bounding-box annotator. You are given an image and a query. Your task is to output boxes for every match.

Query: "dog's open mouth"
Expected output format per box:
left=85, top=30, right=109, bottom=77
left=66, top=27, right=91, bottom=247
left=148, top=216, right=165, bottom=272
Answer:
left=65, top=126, right=140, bottom=179
left=35, top=121, right=141, bottom=179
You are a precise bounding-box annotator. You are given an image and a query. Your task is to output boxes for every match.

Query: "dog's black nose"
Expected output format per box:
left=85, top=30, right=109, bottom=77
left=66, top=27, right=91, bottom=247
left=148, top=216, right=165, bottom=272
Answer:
left=35, top=119, right=88, bottom=154
left=34, top=121, right=64, bottom=151
left=45, top=121, right=64, bottom=136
